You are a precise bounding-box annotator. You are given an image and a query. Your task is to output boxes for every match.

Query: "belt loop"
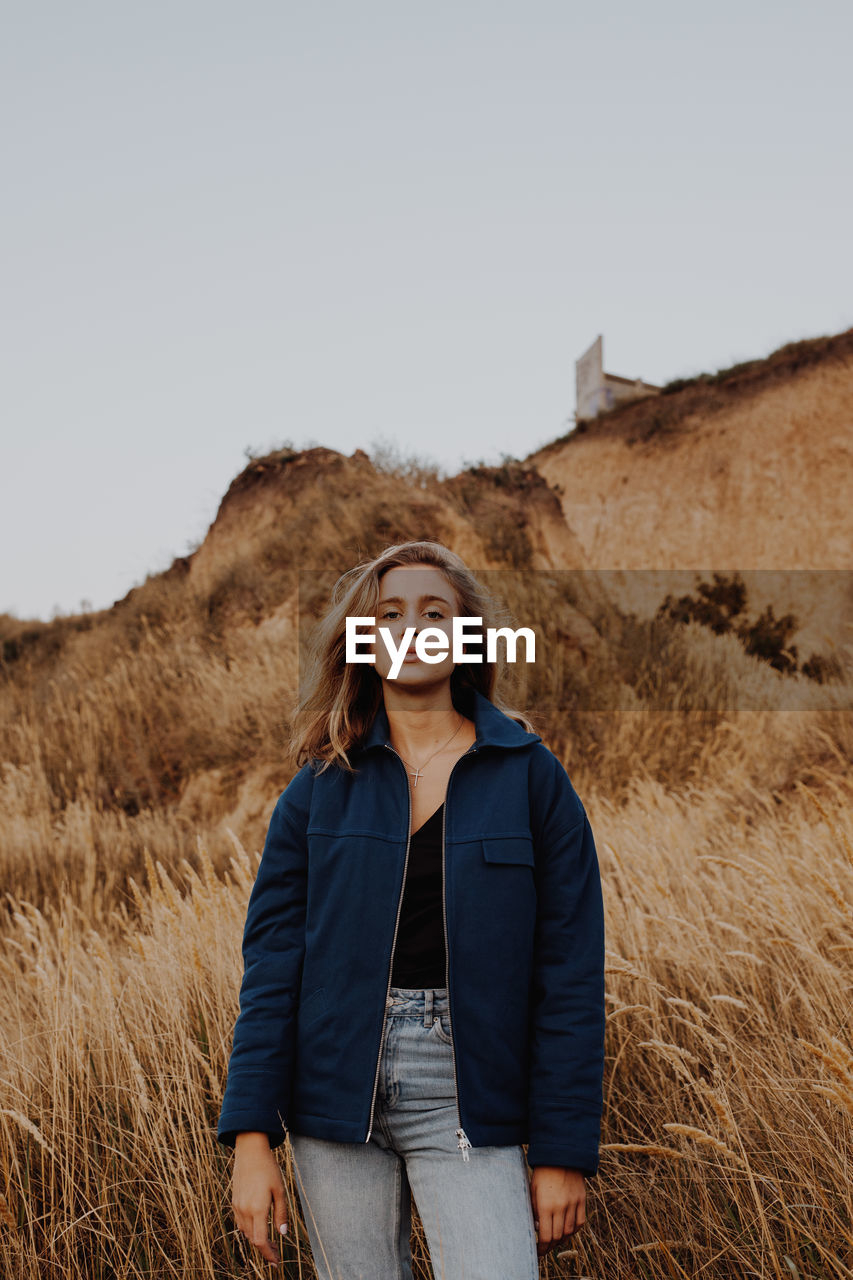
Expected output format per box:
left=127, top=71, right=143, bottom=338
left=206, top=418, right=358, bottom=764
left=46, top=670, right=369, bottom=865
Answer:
left=423, top=988, right=433, bottom=1027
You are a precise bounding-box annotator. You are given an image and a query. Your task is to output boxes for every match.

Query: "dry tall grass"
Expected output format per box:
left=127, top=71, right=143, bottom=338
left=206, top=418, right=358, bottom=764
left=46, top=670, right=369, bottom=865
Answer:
left=2, top=717, right=852, bottom=1278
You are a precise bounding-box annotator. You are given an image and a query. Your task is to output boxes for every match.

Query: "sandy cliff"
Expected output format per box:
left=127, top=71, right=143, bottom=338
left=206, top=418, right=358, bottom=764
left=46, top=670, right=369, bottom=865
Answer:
left=525, top=334, right=853, bottom=654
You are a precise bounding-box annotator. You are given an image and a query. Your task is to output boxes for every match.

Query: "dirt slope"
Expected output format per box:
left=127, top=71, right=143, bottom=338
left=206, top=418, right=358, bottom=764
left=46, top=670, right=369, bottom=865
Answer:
left=189, top=445, right=590, bottom=596
left=525, top=335, right=853, bottom=654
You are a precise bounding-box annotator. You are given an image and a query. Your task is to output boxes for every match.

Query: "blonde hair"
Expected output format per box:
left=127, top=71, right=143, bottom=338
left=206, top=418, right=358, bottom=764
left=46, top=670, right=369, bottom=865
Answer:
left=290, top=540, right=536, bottom=774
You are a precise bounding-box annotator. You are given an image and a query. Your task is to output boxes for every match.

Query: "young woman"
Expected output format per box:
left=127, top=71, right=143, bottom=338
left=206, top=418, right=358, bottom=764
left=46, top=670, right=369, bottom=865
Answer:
left=217, top=540, right=606, bottom=1278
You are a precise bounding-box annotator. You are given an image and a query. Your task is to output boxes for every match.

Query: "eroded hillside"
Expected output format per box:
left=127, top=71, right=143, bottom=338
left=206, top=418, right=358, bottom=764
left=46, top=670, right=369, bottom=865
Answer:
left=525, top=329, right=853, bottom=655
left=1, top=329, right=851, bottom=916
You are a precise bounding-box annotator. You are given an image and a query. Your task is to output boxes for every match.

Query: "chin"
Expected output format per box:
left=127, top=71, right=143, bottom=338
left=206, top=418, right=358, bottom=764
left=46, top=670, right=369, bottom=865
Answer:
left=384, top=666, right=452, bottom=687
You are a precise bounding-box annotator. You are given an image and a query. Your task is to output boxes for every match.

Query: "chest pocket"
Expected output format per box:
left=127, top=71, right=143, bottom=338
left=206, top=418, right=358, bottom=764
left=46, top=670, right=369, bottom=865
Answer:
left=481, top=836, right=536, bottom=866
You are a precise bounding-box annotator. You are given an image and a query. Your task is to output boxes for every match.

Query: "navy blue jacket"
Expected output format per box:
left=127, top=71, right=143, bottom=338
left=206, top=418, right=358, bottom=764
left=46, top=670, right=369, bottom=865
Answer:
left=217, top=689, right=606, bottom=1174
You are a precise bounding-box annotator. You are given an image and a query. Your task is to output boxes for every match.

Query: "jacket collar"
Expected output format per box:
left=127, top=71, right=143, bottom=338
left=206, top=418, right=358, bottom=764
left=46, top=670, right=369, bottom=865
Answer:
left=359, top=686, right=542, bottom=753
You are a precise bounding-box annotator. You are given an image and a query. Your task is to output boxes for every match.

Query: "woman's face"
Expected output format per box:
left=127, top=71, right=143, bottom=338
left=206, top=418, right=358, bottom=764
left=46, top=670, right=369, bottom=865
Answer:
left=373, top=564, right=461, bottom=690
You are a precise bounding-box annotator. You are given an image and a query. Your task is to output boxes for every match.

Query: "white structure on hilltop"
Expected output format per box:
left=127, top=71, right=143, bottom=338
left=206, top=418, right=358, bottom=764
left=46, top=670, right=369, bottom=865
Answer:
left=575, top=335, right=661, bottom=420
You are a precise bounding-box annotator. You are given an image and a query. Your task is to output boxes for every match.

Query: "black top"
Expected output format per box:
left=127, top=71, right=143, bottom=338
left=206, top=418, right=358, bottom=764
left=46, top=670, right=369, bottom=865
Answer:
left=389, top=801, right=447, bottom=988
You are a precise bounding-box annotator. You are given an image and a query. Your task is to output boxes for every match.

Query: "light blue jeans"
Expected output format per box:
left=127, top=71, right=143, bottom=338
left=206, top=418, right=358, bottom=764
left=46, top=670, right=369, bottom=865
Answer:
left=289, top=986, right=540, bottom=1279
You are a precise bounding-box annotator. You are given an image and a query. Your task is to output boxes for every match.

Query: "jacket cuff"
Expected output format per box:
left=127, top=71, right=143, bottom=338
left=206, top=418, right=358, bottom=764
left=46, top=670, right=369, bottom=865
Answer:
left=525, top=1139, right=599, bottom=1177
left=217, top=1070, right=289, bottom=1149
left=526, top=1101, right=601, bottom=1176
left=216, top=1109, right=288, bottom=1150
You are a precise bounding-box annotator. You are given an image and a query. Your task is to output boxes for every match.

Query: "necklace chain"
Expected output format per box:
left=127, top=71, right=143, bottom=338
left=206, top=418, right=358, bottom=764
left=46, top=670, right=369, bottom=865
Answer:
left=388, top=712, right=466, bottom=787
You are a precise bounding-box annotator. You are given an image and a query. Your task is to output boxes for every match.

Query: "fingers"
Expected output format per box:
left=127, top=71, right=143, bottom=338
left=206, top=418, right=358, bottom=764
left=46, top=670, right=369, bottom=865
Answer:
left=536, top=1209, right=564, bottom=1257
left=249, top=1210, right=280, bottom=1265
left=233, top=1200, right=285, bottom=1265
left=536, top=1211, right=552, bottom=1257
left=272, top=1177, right=289, bottom=1239
left=233, top=1209, right=275, bottom=1266
left=534, top=1192, right=586, bottom=1257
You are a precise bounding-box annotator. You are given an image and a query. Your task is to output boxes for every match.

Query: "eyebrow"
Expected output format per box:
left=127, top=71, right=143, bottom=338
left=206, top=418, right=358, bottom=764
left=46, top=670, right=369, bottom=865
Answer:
left=377, top=594, right=454, bottom=607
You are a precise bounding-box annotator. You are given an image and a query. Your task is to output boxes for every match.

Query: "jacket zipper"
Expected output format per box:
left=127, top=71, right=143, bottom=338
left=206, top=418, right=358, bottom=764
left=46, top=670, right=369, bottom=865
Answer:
left=365, top=742, right=412, bottom=1145
left=364, top=739, right=478, bottom=1159
left=442, top=743, right=478, bottom=1160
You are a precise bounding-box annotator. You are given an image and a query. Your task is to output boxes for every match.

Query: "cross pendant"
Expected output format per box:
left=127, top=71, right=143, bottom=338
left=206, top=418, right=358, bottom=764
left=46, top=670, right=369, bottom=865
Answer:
left=410, top=767, right=422, bottom=787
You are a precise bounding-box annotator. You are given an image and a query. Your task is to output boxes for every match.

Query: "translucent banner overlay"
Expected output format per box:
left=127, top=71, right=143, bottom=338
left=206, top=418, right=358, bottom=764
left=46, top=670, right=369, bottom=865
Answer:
left=296, top=569, right=853, bottom=712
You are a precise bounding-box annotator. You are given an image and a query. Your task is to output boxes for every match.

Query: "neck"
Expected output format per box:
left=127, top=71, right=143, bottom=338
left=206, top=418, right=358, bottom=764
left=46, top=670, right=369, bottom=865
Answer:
left=382, top=685, right=463, bottom=760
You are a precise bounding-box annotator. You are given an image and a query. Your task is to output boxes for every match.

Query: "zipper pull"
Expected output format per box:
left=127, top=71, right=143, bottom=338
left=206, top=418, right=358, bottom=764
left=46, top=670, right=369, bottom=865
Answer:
left=456, top=1127, right=472, bottom=1161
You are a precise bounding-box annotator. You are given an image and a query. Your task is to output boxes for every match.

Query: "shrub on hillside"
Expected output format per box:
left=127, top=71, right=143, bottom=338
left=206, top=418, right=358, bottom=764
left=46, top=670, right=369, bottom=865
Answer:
left=655, top=572, right=844, bottom=681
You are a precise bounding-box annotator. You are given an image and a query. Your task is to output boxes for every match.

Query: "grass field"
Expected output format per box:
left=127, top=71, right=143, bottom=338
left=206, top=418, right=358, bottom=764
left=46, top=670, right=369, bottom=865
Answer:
left=1, top=555, right=851, bottom=1277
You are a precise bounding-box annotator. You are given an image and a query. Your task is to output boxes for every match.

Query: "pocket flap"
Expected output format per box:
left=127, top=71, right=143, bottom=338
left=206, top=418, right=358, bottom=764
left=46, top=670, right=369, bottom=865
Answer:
left=481, top=836, right=536, bottom=866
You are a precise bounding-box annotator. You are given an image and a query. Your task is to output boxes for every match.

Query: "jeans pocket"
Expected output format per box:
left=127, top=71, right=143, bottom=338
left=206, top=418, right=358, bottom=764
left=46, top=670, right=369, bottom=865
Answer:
left=430, top=1014, right=453, bottom=1046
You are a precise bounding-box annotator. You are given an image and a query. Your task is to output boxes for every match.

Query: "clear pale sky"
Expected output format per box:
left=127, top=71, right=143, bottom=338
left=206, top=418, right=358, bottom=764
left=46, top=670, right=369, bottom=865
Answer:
left=3, top=1, right=851, bottom=620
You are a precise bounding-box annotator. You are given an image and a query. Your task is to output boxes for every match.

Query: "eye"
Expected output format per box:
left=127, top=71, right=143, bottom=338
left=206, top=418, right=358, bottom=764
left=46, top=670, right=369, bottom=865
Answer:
left=425, top=609, right=445, bottom=619
left=380, top=609, right=400, bottom=620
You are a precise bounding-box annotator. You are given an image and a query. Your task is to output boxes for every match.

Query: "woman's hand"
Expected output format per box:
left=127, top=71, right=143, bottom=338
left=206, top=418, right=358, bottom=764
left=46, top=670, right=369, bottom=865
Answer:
left=529, top=1165, right=586, bottom=1257
left=232, top=1132, right=289, bottom=1264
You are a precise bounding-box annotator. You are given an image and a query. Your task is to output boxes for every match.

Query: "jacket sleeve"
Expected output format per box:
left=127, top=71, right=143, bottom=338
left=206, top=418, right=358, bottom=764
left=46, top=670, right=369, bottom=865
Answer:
left=526, top=746, right=605, bottom=1176
left=216, top=762, right=315, bottom=1149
